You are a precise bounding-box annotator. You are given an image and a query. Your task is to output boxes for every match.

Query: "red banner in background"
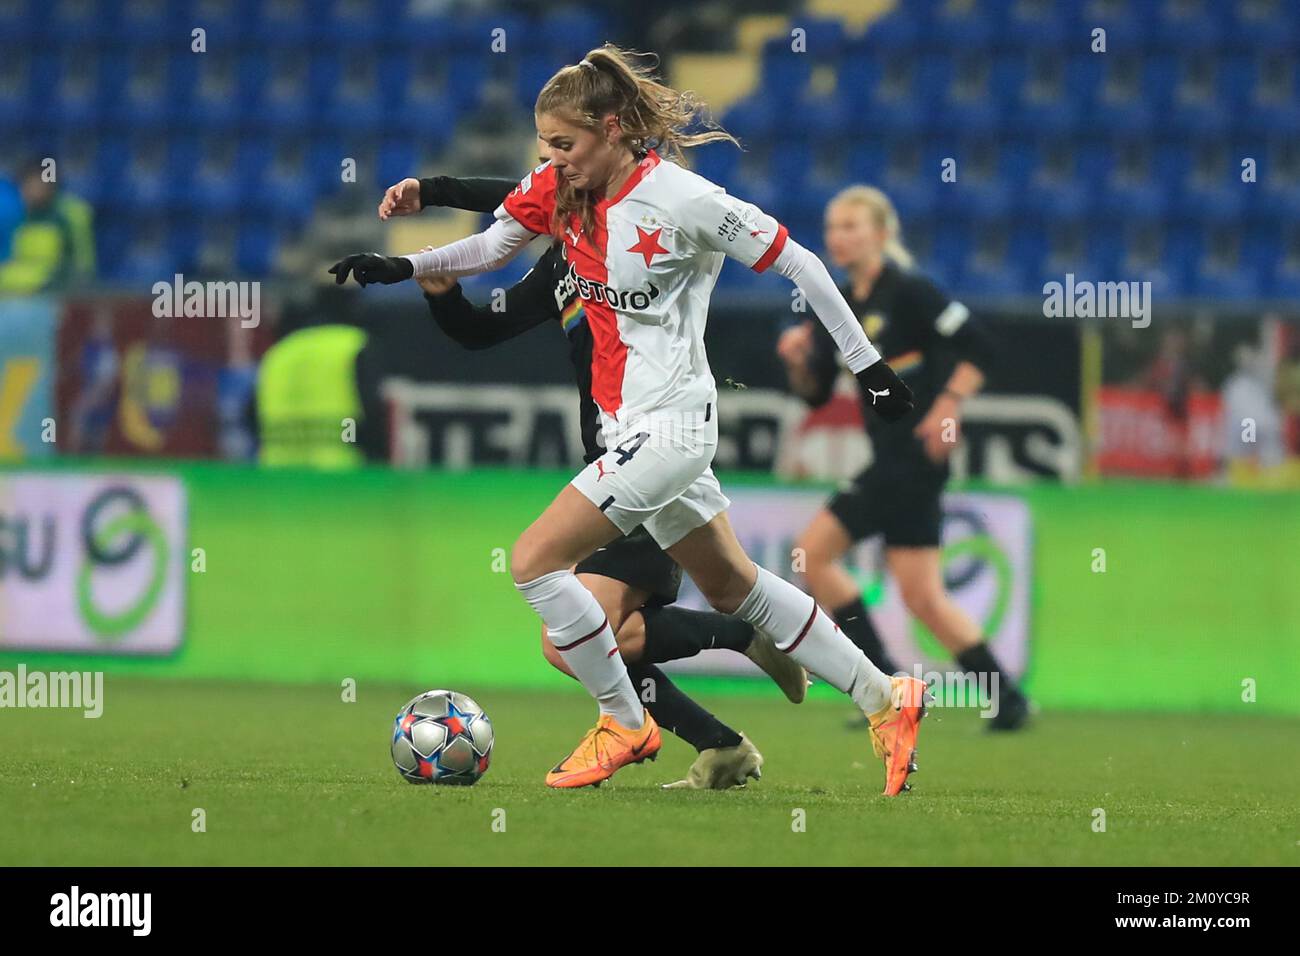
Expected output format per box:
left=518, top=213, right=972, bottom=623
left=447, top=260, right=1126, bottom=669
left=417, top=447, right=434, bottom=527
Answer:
left=1096, top=387, right=1222, bottom=478
left=55, top=298, right=271, bottom=459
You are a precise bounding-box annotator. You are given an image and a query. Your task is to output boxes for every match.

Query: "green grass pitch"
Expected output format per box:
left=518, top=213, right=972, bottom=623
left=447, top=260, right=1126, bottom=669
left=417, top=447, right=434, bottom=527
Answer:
left=1, top=678, right=1296, bottom=866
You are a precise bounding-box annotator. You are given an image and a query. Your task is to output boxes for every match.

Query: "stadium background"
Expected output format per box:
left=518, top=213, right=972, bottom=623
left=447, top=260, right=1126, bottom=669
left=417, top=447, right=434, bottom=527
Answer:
left=1, top=0, right=1298, bottom=720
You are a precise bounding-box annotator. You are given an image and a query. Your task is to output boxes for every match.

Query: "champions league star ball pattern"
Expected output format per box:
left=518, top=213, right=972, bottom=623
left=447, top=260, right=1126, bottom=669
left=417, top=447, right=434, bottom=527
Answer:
left=391, top=690, right=494, bottom=785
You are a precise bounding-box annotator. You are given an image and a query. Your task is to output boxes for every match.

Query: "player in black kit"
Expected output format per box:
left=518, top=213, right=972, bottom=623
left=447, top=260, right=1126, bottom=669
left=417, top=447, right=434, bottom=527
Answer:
left=375, top=157, right=809, bottom=787
left=777, top=185, right=1030, bottom=730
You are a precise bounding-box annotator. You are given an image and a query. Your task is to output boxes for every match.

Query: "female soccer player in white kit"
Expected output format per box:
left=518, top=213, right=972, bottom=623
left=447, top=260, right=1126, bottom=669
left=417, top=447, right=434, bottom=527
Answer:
left=331, top=45, right=928, bottom=795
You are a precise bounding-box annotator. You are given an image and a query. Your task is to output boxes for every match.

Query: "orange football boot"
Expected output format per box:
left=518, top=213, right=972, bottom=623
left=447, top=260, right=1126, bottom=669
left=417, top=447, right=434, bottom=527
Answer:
left=545, top=710, right=661, bottom=789
left=866, top=676, right=929, bottom=796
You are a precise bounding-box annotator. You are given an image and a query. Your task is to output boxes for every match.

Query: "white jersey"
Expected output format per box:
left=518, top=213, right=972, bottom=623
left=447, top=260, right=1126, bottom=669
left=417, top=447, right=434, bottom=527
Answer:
left=496, top=151, right=789, bottom=425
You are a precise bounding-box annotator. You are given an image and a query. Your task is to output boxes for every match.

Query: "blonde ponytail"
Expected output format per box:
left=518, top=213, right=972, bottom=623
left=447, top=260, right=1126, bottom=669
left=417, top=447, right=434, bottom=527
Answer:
left=535, top=44, right=738, bottom=242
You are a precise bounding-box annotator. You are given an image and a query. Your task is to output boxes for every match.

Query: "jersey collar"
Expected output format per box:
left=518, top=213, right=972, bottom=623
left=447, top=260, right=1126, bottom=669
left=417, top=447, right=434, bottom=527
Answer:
left=600, top=149, right=661, bottom=209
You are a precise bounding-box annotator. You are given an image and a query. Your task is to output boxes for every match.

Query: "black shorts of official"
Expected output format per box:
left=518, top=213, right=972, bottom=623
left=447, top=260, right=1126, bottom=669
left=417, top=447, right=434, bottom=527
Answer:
left=826, top=454, right=950, bottom=548
left=573, top=525, right=683, bottom=608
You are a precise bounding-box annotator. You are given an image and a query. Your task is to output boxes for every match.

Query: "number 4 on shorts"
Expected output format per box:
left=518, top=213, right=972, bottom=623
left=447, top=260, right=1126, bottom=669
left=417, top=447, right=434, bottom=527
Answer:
left=612, top=431, right=650, bottom=465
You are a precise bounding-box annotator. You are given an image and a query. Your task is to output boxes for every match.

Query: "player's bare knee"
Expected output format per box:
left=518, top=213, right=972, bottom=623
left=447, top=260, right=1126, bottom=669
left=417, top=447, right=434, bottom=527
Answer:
left=510, top=535, right=553, bottom=585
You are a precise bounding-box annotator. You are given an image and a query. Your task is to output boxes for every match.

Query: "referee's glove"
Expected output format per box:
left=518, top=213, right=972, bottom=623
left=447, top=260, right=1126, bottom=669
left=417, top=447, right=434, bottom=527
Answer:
left=855, top=359, right=914, bottom=422
left=329, top=253, right=414, bottom=287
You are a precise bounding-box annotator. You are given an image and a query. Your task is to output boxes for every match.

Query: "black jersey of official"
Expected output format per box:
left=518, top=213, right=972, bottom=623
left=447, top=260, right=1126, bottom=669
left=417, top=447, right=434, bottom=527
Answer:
left=806, top=261, right=976, bottom=459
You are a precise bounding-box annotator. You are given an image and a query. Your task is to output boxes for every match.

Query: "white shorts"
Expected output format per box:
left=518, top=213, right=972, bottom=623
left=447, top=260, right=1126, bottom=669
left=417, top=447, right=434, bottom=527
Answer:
left=571, top=402, right=731, bottom=549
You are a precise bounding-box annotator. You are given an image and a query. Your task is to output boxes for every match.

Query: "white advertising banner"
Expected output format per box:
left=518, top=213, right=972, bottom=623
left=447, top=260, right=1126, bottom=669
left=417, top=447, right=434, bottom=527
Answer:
left=671, top=486, right=1032, bottom=680
left=0, top=473, right=186, bottom=654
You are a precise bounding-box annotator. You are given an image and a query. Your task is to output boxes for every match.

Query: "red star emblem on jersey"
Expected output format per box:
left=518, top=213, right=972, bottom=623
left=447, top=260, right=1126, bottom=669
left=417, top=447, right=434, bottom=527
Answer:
left=627, top=226, right=669, bottom=267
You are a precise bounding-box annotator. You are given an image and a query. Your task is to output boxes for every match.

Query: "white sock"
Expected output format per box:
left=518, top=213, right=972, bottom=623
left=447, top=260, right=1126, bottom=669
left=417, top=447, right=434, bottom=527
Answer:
left=734, top=564, right=892, bottom=714
left=516, top=569, right=644, bottom=729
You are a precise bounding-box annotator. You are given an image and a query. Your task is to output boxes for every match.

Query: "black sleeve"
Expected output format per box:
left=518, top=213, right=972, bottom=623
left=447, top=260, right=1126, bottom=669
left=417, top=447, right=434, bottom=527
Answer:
left=419, top=176, right=518, bottom=214
left=800, top=317, right=842, bottom=408
left=946, top=315, right=997, bottom=378
left=905, top=275, right=996, bottom=377
left=424, top=253, right=559, bottom=350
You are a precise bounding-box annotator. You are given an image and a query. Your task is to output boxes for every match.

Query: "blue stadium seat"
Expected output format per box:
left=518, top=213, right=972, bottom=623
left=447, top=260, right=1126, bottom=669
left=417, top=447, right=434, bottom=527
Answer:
left=106, top=54, right=177, bottom=132
left=928, top=0, right=996, bottom=50
left=1014, top=160, right=1081, bottom=226
left=722, top=96, right=777, bottom=143
left=39, top=0, right=106, bottom=44
left=0, top=0, right=34, bottom=41
left=793, top=18, right=848, bottom=59
left=947, top=167, right=1014, bottom=222
left=689, top=142, right=739, bottom=186
left=315, top=52, right=385, bottom=136
left=758, top=37, right=812, bottom=107
left=1081, top=0, right=1156, bottom=54
left=852, top=10, right=922, bottom=55
left=376, top=140, right=417, bottom=192
left=0, top=45, right=31, bottom=129
left=106, top=0, right=186, bottom=49
left=1162, top=227, right=1203, bottom=297
left=1141, top=55, right=1181, bottom=113
left=844, top=138, right=887, bottom=184
left=314, top=0, right=386, bottom=46
left=1248, top=152, right=1300, bottom=224
left=113, top=226, right=178, bottom=284
left=1151, top=0, right=1222, bottom=54
left=768, top=141, right=814, bottom=192
left=244, top=51, right=313, bottom=133
left=190, top=143, right=242, bottom=219
left=185, top=0, right=242, bottom=48
left=236, top=221, right=278, bottom=275
left=791, top=178, right=838, bottom=225
left=913, top=55, right=953, bottom=108
left=445, top=53, right=489, bottom=112
left=799, top=92, right=852, bottom=144
left=396, top=93, right=456, bottom=156
left=1264, top=225, right=1300, bottom=297
left=534, top=9, right=610, bottom=58
left=995, top=0, right=1075, bottom=52
left=878, top=166, right=937, bottom=221
left=836, top=56, right=881, bottom=105
left=1176, top=150, right=1247, bottom=225
left=304, top=135, right=346, bottom=198
left=36, top=50, right=102, bottom=131
left=1102, top=169, right=1169, bottom=222
left=1217, top=55, right=1258, bottom=108
left=960, top=256, right=1028, bottom=298
left=164, top=219, right=204, bottom=275
left=516, top=53, right=557, bottom=110
left=248, top=0, right=318, bottom=48
left=1194, top=262, right=1260, bottom=299
left=1239, top=89, right=1300, bottom=139
left=1226, top=0, right=1296, bottom=54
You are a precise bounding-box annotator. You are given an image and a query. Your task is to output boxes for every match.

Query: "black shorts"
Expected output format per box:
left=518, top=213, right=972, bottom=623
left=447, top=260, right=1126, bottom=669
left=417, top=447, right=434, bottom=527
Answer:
left=574, top=525, right=683, bottom=607
left=826, top=457, right=949, bottom=548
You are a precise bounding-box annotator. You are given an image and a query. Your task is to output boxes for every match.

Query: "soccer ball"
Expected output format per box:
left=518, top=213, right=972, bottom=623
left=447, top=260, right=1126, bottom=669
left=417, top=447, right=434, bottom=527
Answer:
left=391, top=690, right=494, bottom=785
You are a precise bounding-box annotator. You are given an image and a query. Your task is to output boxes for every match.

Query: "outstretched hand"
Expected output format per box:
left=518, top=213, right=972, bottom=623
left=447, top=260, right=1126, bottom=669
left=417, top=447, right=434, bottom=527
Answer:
left=855, top=359, right=914, bottom=422
left=378, top=178, right=422, bottom=220
left=328, top=253, right=415, bottom=287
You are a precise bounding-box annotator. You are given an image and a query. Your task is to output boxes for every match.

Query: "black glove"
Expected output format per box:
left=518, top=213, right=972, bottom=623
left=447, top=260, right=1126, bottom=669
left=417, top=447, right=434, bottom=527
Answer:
left=329, top=253, right=415, bottom=287
left=855, top=359, right=914, bottom=422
